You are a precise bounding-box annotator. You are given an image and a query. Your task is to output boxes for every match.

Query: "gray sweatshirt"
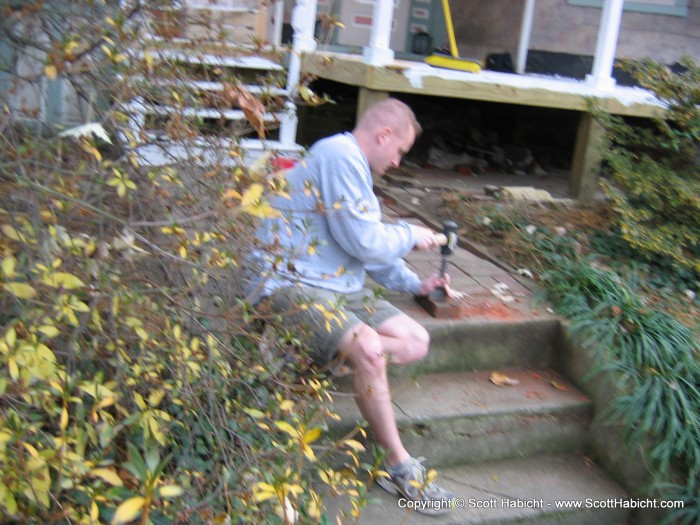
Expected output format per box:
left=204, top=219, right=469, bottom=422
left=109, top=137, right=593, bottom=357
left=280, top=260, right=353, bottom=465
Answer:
left=247, top=132, right=422, bottom=299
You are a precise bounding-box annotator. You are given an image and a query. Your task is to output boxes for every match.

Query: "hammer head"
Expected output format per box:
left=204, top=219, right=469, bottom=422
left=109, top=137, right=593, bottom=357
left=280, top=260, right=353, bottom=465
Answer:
left=416, top=219, right=462, bottom=319
left=440, top=220, right=459, bottom=256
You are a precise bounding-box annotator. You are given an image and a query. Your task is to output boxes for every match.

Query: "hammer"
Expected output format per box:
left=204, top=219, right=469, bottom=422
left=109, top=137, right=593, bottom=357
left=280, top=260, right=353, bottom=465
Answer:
left=430, top=220, right=458, bottom=301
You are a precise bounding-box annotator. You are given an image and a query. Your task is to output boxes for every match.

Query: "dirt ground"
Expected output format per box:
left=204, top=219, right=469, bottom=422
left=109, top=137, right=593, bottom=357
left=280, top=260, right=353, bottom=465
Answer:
left=380, top=165, right=611, bottom=270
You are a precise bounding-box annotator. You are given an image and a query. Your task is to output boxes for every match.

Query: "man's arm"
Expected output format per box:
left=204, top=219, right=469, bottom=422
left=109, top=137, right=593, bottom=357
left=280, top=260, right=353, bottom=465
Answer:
left=319, top=153, right=416, bottom=264
left=366, top=260, right=422, bottom=294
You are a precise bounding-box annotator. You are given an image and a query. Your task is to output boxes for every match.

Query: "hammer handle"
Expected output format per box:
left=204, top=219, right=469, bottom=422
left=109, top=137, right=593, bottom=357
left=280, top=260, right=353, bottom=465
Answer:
left=439, top=254, right=448, bottom=278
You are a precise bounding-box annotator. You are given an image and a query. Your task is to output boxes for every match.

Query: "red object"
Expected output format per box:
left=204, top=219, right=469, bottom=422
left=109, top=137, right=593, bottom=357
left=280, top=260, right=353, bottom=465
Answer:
left=271, top=157, right=297, bottom=170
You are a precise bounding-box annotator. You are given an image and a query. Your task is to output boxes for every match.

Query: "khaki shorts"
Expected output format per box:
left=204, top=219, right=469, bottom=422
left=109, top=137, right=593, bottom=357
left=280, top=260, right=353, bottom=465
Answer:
left=264, top=285, right=401, bottom=366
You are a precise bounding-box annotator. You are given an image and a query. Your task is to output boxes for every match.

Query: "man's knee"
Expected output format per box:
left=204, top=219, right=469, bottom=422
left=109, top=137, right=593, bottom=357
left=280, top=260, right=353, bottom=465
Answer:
left=341, top=325, right=387, bottom=372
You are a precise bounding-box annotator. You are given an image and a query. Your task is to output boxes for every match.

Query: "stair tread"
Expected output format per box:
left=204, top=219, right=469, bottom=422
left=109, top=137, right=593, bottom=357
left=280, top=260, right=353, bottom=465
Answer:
left=136, top=48, right=283, bottom=69
left=131, top=139, right=303, bottom=166
left=330, top=368, right=590, bottom=427
left=326, top=453, right=628, bottom=524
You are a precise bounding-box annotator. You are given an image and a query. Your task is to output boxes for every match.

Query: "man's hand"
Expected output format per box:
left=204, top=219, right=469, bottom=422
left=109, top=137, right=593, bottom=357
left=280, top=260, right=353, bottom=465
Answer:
left=411, top=225, right=442, bottom=251
left=417, top=273, right=452, bottom=297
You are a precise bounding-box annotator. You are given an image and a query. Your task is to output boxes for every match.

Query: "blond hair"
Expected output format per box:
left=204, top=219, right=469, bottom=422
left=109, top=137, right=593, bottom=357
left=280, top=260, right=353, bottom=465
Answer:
left=355, top=98, right=422, bottom=138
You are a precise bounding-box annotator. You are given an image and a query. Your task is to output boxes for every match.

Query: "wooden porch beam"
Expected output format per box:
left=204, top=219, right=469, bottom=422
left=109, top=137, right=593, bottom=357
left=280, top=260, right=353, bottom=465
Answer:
left=570, top=112, right=605, bottom=203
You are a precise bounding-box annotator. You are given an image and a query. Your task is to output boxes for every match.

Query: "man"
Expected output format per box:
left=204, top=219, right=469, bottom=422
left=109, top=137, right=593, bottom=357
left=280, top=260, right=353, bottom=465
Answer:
left=247, top=98, right=456, bottom=515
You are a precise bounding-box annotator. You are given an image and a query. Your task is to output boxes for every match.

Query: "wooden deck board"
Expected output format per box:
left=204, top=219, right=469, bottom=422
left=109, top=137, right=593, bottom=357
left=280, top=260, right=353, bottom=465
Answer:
left=301, top=51, right=665, bottom=118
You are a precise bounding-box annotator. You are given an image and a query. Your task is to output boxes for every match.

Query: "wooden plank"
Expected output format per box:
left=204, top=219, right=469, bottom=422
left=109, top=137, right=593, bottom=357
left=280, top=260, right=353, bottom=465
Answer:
left=301, top=52, right=666, bottom=118
left=570, top=112, right=605, bottom=203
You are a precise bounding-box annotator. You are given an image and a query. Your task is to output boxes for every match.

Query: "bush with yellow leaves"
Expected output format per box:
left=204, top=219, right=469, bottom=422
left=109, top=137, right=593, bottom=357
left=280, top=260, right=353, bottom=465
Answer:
left=0, top=2, right=372, bottom=524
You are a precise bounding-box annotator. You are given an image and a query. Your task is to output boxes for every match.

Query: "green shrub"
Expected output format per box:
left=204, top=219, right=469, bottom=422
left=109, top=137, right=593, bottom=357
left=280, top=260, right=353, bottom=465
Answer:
left=593, top=56, right=700, bottom=285
left=537, top=239, right=700, bottom=523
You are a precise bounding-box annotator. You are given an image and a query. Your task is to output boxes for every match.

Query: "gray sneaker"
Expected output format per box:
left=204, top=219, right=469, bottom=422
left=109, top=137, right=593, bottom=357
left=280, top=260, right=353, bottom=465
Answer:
left=376, top=457, right=456, bottom=516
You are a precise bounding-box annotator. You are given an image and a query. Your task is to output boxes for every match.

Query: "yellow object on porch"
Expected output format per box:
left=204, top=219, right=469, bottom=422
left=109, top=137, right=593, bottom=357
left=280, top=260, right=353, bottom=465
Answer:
left=425, top=0, right=481, bottom=73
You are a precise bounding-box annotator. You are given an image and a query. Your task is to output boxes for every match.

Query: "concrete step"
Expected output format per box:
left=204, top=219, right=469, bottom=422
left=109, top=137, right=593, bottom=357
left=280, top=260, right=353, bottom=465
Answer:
left=328, top=368, right=592, bottom=467
left=376, top=289, right=561, bottom=378
left=409, top=317, right=560, bottom=377
left=324, top=454, right=629, bottom=525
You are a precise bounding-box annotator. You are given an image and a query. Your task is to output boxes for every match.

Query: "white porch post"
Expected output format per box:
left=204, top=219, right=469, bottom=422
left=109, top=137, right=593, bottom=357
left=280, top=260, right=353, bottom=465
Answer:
left=280, top=0, right=319, bottom=145
left=272, top=0, right=285, bottom=46
left=586, top=0, right=624, bottom=91
left=516, top=0, right=536, bottom=74
left=363, top=0, right=395, bottom=66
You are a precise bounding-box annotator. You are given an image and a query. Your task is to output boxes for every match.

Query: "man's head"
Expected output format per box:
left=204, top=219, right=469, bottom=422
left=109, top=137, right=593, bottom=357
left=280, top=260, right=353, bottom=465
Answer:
left=352, top=98, right=422, bottom=176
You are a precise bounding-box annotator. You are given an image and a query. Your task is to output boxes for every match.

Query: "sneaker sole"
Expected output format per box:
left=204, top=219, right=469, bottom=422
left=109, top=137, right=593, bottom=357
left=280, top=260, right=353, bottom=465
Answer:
left=375, top=476, right=453, bottom=516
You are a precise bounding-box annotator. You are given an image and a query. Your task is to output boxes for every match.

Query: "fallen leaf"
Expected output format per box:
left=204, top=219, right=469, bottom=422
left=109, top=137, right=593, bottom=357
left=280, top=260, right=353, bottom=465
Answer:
left=223, top=83, right=266, bottom=139
left=490, top=283, right=515, bottom=303
left=489, top=371, right=520, bottom=387
left=550, top=380, right=568, bottom=391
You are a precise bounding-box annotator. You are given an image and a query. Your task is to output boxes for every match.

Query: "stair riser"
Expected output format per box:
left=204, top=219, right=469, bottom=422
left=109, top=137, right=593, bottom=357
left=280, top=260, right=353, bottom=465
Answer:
left=326, top=405, right=592, bottom=468
left=395, top=319, right=560, bottom=377
left=471, top=508, right=630, bottom=525
left=396, top=408, right=592, bottom=468
left=455, top=508, right=630, bottom=525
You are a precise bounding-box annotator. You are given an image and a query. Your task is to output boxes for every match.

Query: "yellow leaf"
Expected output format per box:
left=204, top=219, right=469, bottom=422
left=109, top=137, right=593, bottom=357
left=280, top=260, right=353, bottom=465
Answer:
left=279, top=400, right=295, bottom=412
left=274, top=421, right=298, bottom=439
left=148, top=389, right=165, bottom=408
left=241, top=183, right=264, bottom=208
left=43, top=272, right=85, bottom=290
left=1, top=225, right=22, bottom=241
left=91, top=468, right=124, bottom=487
left=244, top=408, right=265, bottom=419
left=8, top=358, right=18, bottom=380
left=39, top=325, right=60, bottom=338
left=303, top=427, right=322, bottom=445
left=94, top=397, right=115, bottom=411
left=3, top=282, right=36, bottom=299
left=91, top=500, right=99, bottom=520
left=158, top=485, right=183, bottom=498
left=5, top=327, right=16, bottom=348
left=133, top=393, right=147, bottom=410
left=2, top=256, right=16, bottom=278
left=343, top=439, right=365, bottom=452
left=111, top=496, right=145, bottom=524
left=44, top=65, right=58, bottom=80
left=253, top=482, right=277, bottom=502
left=224, top=189, right=242, bottom=200
left=60, top=407, right=68, bottom=430
left=64, top=41, right=80, bottom=56
left=489, top=371, right=520, bottom=387
left=302, top=444, right=316, bottom=461
left=22, top=442, right=40, bottom=460
left=88, top=145, right=102, bottom=162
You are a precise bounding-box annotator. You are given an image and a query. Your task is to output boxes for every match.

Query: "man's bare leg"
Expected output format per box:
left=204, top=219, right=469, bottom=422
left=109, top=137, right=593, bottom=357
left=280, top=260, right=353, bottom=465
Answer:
left=338, top=315, right=430, bottom=466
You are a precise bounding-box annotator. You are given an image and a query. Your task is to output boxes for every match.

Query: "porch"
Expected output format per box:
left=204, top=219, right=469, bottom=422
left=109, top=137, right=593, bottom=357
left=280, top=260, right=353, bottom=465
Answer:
left=298, top=50, right=666, bottom=202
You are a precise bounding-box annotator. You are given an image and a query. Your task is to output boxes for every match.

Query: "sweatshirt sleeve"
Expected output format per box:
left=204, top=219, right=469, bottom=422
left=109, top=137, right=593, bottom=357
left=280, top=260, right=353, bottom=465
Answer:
left=366, top=260, right=422, bottom=294
left=318, top=149, right=416, bottom=264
